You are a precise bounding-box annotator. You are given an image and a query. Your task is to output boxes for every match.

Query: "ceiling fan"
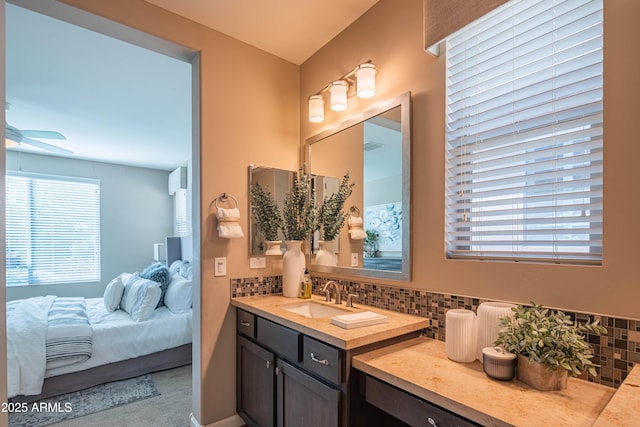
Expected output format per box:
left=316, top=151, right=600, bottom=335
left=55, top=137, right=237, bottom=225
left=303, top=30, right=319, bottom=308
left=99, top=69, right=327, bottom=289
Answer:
left=5, top=102, right=72, bottom=155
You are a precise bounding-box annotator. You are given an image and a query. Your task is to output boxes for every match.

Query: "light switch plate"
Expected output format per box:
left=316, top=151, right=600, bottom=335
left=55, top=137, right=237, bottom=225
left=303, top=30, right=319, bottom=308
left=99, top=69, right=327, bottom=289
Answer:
left=351, top=252, right=359, bottom=267
left=214, top=257, right=226, bottom=276
left=250, top=257, right=266, bottom=269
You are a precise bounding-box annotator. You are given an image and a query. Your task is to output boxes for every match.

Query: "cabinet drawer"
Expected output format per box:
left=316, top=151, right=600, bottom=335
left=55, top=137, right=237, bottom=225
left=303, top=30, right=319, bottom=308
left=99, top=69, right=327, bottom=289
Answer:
left=257, top=317, right=301, bottom=362
left=365, top=376, right=479, bottom=427
left=237, top=309, right=256, bottom=338
left=302, top=336, right=342, bottom=385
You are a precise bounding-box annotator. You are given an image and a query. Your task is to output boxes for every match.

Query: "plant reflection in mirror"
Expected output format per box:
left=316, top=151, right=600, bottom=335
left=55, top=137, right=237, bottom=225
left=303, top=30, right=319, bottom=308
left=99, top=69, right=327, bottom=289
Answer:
left=317, top=172, right=355, bottom=241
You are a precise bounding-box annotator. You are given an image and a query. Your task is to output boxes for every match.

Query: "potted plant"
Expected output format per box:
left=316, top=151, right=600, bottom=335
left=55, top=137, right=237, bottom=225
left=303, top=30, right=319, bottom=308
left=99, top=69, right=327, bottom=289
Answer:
left=495, top=302, right=607, bottom=391
left=282, top=165, right=317, bottom=241
left=250, top=183, right=283, bottom=255
left=363, top=229, right=379, bottom=258
left=281, top=165, right=317, bottom=297
left=315, top=172, right=354, bottom=266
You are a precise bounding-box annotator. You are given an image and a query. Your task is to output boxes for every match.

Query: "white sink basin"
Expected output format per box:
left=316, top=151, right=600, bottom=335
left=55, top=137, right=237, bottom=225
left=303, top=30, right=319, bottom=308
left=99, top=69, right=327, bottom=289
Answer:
left=283, top=301, right=351, bottom=318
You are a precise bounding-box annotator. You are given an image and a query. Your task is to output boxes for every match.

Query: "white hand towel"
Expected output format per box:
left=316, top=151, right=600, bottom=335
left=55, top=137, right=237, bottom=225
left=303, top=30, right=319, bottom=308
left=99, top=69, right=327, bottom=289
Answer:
left=217, top=207, right=244, bottom=239
left=348, top=215, right=367, bottom=240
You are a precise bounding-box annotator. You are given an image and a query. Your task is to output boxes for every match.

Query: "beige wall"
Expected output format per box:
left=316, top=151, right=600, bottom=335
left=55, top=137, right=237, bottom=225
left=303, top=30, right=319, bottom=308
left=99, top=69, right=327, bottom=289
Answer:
left=301, top=0, right=640, bottom=320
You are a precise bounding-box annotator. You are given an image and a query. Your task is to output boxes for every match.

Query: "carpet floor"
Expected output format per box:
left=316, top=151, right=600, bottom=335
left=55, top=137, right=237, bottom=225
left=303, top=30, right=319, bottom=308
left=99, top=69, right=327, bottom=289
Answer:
left=9, top=364, right=192, bottom=427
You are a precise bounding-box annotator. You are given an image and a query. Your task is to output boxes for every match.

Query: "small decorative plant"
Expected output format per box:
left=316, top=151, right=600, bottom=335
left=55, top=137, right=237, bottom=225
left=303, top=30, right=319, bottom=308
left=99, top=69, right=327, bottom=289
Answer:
left=250, top=183, right=283, bottom=241
left=282, top=165, right=317, bottom=241
left=495, top=302, right=607, bottom=377
left=363, top=229, right=378, bottom=257
left=317, top=172, right=355, bottom=241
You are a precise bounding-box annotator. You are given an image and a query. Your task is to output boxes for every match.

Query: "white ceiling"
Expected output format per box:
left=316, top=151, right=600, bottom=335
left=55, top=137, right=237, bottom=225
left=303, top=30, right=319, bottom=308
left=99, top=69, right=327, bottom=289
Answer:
left=5, top=1, right=379, bottom=171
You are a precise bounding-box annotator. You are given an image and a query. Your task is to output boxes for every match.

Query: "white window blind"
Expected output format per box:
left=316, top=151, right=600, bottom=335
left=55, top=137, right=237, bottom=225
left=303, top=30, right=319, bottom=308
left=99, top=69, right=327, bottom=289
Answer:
left=6, top=172, right=101, bottom=286
left=445, top=0, right=603, bottom=264
left=174, top=188, right=188, bottom=236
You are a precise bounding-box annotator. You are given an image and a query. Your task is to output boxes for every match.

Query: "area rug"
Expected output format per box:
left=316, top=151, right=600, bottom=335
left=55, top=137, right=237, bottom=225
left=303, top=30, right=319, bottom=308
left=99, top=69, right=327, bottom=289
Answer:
left=8, top=374, right=160, bottom=427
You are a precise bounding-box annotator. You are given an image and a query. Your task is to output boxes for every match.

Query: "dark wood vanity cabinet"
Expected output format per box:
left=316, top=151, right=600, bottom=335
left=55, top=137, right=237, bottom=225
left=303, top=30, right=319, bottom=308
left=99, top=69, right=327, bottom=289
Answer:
left=237, top=335, right=276, bottom=427
left=236, top=309, right=341, bottom=427
left=356, top=373, right=481, bottom=427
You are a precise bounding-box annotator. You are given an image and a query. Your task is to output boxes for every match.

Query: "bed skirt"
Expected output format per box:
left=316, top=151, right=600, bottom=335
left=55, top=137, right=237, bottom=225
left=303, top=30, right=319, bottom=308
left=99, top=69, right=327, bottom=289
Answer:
left=11, top=343, right=192, bottom=403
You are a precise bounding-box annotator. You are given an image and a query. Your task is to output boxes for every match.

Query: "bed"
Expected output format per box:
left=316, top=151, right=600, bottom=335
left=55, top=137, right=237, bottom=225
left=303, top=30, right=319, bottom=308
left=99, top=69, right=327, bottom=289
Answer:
left=7, top=236, right=194, bottom=402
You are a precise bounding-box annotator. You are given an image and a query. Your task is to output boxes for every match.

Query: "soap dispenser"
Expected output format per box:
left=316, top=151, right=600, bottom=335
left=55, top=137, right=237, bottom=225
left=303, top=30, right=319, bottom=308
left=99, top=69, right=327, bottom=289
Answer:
left=299, top=268, right=312, bottom=299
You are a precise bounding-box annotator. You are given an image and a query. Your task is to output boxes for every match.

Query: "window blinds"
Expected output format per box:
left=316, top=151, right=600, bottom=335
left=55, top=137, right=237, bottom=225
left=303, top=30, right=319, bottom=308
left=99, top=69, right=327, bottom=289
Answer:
left=6, top=172, right=101, bottom=286
left=445, top=0, right=603, bottom=264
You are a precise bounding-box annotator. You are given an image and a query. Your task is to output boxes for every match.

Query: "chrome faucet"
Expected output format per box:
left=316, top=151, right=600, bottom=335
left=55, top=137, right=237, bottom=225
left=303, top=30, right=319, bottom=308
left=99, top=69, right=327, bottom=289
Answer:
left=321, top=280, right=342, bottom=304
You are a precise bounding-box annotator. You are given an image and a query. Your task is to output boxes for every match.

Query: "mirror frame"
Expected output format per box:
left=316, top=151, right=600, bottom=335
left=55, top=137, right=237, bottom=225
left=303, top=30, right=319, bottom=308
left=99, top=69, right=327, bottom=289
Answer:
left=306, top=91, right=411, bottom=281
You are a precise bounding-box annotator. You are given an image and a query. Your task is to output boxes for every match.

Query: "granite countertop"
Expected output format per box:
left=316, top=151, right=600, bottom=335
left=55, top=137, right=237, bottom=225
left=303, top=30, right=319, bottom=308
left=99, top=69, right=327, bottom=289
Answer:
left=231, top=294, right=430, bottom=350
left=592, top=363, right=640, bottom=426
left=352, top=336, right=639, bottom=427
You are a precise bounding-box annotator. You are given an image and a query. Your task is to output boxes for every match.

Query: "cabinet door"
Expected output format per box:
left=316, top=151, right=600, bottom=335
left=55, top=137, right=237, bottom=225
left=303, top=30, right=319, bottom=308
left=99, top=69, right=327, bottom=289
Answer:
left=237, top=335, right=276, bottom=427
left=276, top=359, right=340, bottom=427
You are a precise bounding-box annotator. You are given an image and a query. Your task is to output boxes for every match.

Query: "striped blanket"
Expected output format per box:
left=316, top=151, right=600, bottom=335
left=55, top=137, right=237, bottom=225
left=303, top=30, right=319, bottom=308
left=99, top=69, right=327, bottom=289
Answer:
left=46, top=297, right=93, bottom=367
left=7, top=296, right=93, bottom=398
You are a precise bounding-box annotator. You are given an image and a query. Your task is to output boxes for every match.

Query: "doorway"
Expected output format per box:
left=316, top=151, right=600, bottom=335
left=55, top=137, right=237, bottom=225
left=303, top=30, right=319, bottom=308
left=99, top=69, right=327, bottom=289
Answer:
left=2, top=0, right=201, bottom=423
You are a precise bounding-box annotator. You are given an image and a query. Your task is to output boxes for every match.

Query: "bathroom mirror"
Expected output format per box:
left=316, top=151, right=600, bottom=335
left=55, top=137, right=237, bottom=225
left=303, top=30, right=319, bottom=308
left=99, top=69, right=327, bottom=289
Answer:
left=307, top=92, right=411, bottom=281
left=248, top=165, right=295, bottom=256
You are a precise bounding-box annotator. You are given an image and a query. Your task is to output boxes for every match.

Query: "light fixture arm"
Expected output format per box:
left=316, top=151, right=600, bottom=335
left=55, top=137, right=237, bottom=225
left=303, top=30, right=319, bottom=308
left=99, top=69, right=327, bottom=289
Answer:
left=309, top=60, right=374, bottom=99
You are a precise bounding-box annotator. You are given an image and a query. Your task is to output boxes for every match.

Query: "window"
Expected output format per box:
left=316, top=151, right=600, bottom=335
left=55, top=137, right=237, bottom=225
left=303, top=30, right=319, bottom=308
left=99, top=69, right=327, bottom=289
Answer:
left=6, top=172, right=101, bottom=286
left=445, top=0, right=603, bottom=264
left=174, top=188, right=188, bottom=236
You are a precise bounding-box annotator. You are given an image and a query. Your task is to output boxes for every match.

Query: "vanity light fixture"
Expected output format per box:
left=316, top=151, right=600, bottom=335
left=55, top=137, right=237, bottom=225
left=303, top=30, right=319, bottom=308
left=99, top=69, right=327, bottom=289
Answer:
left=329, top=80, right=348, bottom=111
left=308, top=95, right=325, bottom=123
left=308, top=61, right=376, bottom=123
left=355, top=63, right=376, bottom=98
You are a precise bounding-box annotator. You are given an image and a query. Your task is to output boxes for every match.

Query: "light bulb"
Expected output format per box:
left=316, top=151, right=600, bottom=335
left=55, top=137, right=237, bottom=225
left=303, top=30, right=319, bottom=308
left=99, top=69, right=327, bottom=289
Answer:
left=356, top=63, right=376, bottom=99
left=329, top=80, right=348, bottom=112
left=308, top=95, right=324, bottom=123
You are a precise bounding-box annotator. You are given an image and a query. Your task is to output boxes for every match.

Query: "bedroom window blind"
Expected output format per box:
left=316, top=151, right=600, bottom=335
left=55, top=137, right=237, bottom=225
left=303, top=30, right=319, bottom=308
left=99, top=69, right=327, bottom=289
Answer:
left=445, top=0, right=603, bottom=264
left=6, top=172, right=101, bottom=286
left=174, top=188, right=188, bottom=236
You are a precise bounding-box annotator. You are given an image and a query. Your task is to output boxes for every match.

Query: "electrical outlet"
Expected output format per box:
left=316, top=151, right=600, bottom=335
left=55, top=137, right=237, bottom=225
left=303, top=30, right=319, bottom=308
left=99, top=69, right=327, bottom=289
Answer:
left=351, top=252, right=359, bottom=267
left=250, top=257, right=266, bottom=269
left=214, top=257, right=226, bottom=276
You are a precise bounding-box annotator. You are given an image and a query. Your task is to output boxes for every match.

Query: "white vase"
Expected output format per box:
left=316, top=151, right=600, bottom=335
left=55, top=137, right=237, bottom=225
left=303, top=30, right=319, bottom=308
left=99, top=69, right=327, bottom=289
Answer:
left=265, top=240, right=283, bottom=256
left=315, top=240, right=337, bottom=266
left=476, top=302, right=516, bottom=362
left=445, top=309, right=477, bottom=363
left=282, top=240, right=305, bottom=297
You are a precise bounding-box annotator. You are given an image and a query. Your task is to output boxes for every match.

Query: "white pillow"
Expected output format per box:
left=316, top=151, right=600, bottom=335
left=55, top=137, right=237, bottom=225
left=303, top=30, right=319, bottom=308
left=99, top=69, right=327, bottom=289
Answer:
left=120, top=275, right=162, bottom=321
left=164, top=274, right=193, bottom=313
left=103, top=273, right=131, bottom=311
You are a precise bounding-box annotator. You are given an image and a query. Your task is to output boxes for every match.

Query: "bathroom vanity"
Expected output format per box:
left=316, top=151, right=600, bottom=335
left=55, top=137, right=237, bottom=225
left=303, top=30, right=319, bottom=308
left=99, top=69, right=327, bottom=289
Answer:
left=232, top=295, right=429, bottom=427
left=232, top=294, right=637, bottom=427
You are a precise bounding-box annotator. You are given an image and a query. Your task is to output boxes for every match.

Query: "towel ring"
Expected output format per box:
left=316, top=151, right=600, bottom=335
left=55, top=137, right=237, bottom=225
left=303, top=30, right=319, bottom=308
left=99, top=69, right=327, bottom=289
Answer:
left=349, top=205, right=361, bottom=216
left=214, top=193, right=239, bottom=209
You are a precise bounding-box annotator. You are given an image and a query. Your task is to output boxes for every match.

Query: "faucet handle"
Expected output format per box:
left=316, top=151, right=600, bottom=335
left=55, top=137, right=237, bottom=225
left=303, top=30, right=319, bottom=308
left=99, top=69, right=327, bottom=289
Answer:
left=346, top=293, right=358, bottom=308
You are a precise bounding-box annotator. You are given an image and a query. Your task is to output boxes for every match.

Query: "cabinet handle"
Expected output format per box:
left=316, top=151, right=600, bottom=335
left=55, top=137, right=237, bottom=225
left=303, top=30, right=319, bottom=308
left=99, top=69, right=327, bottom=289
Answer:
left=275, top=367, right=281, bottom=375
left=239, top=320, right=251, bottom=327
left=266, top=360, right=270, bottom=369
left=427, top=417, right=437, bottom=427
left=310, top=352, right=329, bottom=366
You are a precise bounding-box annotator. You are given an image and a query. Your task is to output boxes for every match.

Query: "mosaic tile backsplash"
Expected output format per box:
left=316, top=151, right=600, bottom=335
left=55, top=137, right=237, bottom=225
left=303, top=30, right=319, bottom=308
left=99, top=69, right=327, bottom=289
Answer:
left=231, top=275, right=638, bottom=389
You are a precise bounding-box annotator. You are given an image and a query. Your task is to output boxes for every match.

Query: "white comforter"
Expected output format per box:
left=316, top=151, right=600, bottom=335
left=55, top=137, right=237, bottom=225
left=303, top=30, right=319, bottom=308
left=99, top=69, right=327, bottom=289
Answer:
left=6, top=295, right=56, bottom=398
left=7, top=296, right=192, bottom=398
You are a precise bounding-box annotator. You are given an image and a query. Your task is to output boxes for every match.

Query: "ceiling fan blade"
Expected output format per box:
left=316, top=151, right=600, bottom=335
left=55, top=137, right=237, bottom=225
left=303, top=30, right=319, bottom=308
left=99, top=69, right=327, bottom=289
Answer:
left=21, top=136, right=73, bottom=155
left=5, top=123, right=23, bottom=143
left=21, top=130, right=66, bottom=140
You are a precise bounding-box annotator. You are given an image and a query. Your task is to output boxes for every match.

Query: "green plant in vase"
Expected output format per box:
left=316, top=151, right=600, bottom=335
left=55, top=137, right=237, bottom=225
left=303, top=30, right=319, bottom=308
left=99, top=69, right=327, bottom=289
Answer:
left=316, top=172, right=355, bottom=241
left=364, top=229, right=379, bottom=257
left=250, top=183, right=283, bottom=242
left=495, top=302, right=607, bottom=390
left=282, top=165, right=317, bottom=241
